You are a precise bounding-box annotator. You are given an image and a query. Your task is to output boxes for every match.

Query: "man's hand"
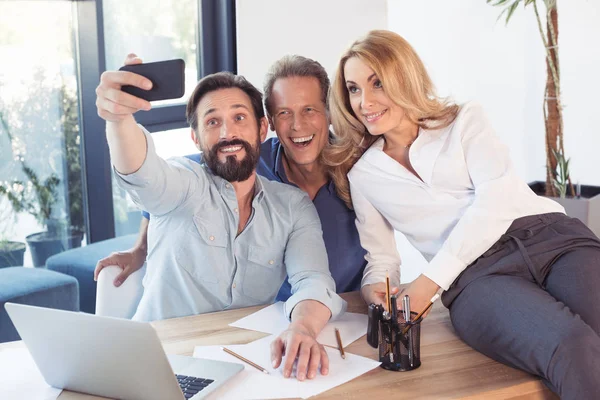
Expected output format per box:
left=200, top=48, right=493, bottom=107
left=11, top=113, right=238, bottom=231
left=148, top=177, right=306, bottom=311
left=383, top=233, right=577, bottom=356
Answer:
left=93, top=247, right=146, bottom=287
left=270, top=321, right=328, bottom=381
left=361, top=282, right=400, bottom=312
left=95, top=53, right=152, bottom=123
left=398, top=274, right=440, bottom=319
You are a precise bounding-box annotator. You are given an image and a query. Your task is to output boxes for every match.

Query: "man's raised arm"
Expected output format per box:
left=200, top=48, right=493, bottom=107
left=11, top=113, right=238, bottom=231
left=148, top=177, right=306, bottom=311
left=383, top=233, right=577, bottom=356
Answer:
left=96, top=54, right=152, bottom=174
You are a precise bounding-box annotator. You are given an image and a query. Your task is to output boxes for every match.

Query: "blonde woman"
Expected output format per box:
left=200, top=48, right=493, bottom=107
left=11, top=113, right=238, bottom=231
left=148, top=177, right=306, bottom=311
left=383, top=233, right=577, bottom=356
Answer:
left=325, top=30, right=600, bottom=399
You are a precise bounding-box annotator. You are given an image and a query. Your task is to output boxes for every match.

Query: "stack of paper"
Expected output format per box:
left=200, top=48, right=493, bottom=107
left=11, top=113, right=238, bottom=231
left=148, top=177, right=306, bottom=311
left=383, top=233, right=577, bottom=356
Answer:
left=229, top=302, right=368, bottom=348
left=193, top=334, right=380, bottom=399
left=0, top=348, right=62, bottom=400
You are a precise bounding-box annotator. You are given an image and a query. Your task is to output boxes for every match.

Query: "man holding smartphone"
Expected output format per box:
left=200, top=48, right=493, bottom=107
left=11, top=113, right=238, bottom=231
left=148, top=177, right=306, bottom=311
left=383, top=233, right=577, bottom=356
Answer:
left=95, top=55, right=367, bottom=300
left=95, top=54, right=346, bottom=382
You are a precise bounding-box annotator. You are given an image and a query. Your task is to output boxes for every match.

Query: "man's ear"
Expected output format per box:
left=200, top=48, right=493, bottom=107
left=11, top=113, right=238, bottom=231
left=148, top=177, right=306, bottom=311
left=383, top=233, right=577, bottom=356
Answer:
left=267, top=116, right=275, bottom=132
left=259, top=117, right=269, bottom=143
left=190, top=128, right=201, bottom=149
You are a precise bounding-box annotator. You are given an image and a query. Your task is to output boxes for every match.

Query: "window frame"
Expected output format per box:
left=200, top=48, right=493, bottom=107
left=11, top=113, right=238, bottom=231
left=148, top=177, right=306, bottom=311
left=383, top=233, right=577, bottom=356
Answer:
left=74, top=0, right=237, bottom=243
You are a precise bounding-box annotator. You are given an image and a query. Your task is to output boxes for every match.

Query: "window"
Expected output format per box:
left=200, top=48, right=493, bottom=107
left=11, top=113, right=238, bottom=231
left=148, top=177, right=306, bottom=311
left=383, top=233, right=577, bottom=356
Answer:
left=101, top=0, right=200, bottom=236
left=0, top=1, right=83, bottom=267
left=112, top=127, right=199, bottom=237
left=102, top=0, right=199, bottom=106
left=0, top=0, right=237, bottom=249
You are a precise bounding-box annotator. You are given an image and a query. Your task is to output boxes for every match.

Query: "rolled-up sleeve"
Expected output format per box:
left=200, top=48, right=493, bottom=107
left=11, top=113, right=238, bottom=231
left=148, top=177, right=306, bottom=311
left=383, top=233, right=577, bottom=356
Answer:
left=113, top=125, right=205, bottom=216
left=283, top=194, right=347, bottom=321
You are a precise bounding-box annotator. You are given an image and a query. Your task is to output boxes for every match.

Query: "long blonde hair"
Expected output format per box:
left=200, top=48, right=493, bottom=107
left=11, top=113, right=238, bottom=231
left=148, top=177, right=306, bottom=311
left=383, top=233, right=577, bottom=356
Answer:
left=324, top=30, right=459, bottom=208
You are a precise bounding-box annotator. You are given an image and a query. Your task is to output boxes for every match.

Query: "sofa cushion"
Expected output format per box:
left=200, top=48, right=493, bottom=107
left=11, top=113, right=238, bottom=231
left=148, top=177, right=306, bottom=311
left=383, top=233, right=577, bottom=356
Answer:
left=0, top=267, right=79, bottom=343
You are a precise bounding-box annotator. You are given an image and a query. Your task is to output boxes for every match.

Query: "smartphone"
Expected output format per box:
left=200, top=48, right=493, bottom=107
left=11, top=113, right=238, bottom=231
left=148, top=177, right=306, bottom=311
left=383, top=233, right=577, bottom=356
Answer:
left=119, top=59, right=185, bottom=102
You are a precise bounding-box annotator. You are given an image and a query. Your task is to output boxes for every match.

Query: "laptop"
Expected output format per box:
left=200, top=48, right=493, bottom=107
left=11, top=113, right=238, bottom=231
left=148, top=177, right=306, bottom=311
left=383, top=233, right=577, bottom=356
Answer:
left=5, top=303, right=243, bottom=400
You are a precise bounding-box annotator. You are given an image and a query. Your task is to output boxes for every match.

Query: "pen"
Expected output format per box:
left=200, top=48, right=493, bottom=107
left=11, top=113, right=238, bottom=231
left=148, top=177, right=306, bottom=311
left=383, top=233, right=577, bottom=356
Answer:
left=390, top=294, right=398, bottom=360
left=403, top=295, right=413, bottom=367
left=401, top=293, right=441, bottom=335
left=385, top=272, right=391, bottom=313
left=334, top=328, right=346, bottom=359
left=402, top=295, right=410, bottom=322
left=390, top=294, right=398, bottom=325
left=222, top=347, right=270, bottom=374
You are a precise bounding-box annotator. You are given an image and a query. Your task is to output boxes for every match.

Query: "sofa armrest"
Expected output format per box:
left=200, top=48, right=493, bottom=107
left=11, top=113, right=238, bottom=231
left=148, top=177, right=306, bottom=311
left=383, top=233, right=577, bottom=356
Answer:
left=95, top=265, right=146, bottom=319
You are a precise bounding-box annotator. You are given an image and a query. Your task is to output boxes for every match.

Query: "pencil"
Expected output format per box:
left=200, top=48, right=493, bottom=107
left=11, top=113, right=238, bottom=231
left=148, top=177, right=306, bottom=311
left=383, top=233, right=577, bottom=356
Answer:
left=401, top=293, right=440, bottom=335
left=222, top=347, right=270, bottom=374
left=334, top=328, right=346, bottom=359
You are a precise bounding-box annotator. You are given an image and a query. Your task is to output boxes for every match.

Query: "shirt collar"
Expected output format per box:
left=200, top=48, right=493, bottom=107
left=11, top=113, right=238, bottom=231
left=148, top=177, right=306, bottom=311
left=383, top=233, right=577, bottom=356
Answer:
left=273, top=141, right=291, bottom=184
left=253, top=176, right=265, bottom=204
left=212, top=171, right=265, bottom=204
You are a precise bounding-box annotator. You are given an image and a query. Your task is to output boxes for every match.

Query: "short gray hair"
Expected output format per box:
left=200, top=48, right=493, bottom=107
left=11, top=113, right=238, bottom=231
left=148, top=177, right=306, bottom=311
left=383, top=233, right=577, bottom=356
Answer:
left=263, top=55, right=330, bottom=117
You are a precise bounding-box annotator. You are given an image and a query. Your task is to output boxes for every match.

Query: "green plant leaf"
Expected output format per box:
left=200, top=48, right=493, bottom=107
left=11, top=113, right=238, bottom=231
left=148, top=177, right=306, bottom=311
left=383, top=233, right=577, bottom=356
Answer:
left=505, top=1, right=521, bottom=24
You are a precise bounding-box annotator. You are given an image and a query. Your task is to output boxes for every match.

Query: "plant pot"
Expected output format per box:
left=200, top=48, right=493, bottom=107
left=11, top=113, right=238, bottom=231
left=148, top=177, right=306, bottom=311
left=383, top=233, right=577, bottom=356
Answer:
left=25, top=230, right=84, bottom=267
left=529, top=181, right=600, bottom=238
left=0, top=241, right=26, bottom=268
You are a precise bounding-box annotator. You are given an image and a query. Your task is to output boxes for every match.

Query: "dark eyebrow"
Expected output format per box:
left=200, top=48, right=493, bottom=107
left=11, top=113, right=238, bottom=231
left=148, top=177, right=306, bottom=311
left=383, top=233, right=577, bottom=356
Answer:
left=203, top=103, right=250, bottom=118
left=231, top=104, right=250, bottom=112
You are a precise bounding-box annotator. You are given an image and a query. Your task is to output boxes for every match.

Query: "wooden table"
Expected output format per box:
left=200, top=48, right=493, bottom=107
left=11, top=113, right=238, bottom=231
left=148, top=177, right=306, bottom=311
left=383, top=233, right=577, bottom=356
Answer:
left=1, top=291, right=557, bottom=399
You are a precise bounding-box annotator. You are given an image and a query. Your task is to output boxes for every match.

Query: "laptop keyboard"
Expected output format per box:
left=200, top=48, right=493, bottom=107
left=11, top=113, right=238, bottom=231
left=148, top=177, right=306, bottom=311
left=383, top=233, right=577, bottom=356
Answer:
left=176, top=374, right=214, bottom=399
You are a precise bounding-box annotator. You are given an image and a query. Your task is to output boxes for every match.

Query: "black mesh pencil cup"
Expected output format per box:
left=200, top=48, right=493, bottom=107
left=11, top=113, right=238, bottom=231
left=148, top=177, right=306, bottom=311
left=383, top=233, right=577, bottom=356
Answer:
left=367, top=295, right=422, bottom=371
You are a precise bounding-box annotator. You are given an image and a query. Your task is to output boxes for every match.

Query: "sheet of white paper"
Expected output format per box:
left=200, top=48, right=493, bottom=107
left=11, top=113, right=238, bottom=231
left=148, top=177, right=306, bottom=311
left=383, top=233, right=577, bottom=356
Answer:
left=193, top=334, right=380, bottom=400
left=0, top=348, right=62, bottom=400
left=229, top=302, right=368, bottom=348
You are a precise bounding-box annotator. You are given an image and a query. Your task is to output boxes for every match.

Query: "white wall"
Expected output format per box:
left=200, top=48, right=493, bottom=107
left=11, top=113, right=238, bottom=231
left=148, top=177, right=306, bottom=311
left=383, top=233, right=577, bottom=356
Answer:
left=387, top=0, right=600, bottom=186
left=558, top=0, right=600, bottom=186
left=236, top=0, right=388, bottom=132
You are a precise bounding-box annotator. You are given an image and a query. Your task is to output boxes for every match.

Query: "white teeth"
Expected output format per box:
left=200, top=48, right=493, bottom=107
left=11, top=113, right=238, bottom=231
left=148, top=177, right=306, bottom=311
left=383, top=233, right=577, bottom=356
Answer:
left=221, top=145, right=242, bottom=153
left=291, top=135, right=314, bottom=143
left=364, top=110, right=386, bottom=121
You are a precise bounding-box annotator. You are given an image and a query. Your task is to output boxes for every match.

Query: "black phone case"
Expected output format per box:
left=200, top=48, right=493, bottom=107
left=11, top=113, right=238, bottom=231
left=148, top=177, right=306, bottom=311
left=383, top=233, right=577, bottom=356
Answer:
left=119, top=59, right=185, bottom=102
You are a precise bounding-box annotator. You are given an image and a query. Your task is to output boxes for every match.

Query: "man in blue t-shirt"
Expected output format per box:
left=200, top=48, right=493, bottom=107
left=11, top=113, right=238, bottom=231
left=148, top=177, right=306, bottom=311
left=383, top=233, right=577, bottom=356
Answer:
left=95, top=55, right=367, bottom=300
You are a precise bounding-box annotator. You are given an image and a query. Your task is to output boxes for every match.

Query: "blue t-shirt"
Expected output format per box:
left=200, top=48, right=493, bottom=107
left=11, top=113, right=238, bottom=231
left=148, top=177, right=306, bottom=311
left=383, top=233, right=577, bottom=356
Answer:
left=142, top=138, right=367, bottom=300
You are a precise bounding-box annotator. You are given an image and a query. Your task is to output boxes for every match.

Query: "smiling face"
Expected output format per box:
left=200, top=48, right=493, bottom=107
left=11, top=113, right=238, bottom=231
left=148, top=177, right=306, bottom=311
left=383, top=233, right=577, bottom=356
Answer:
left=269, top=76, right=330, bottom=167
left=343, top=56, right=409, bottom=137
left=191, top=87, right=267, bottom=182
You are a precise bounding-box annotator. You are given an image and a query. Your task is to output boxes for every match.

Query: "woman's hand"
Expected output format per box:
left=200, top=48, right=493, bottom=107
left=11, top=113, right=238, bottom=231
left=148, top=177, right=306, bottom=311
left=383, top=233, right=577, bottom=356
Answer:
left=399, top=274, right=440, bottom=319
left=361, top=282, right=400, bottom=312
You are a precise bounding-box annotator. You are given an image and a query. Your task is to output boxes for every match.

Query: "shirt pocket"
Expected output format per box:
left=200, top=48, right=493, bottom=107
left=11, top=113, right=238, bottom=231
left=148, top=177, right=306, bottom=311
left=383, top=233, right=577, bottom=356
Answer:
left=242, top=245, right=285, bottom=301
left=175, top=216, right=227, bottom=285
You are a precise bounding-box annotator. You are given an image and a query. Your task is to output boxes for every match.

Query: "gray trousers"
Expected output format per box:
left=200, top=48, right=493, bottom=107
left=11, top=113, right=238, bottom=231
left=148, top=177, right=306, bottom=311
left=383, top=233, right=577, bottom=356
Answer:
left=442, top=213, right=600, bottom=400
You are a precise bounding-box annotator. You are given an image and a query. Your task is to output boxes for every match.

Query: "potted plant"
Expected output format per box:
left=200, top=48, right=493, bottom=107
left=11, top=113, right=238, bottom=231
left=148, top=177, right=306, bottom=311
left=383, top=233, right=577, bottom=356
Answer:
left=0, top=161, right=83, bottom=267
left=488, top=0, right=600, bottom=236
left=0, top=198, right=26, bottom=268
left=0, top=75, right=85, bottom=267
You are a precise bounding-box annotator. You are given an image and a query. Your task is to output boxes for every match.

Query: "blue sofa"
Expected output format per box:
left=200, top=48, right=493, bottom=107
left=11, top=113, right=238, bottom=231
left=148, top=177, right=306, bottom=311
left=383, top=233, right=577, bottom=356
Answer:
left=0, top=267, right=79, bottom=343
left=46, top=234, right=137, bottom=313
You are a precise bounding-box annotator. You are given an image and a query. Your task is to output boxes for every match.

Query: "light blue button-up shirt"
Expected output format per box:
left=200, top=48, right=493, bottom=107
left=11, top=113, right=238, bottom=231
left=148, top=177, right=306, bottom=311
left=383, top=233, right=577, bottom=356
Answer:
left=115, top=129, right=346, bottom=322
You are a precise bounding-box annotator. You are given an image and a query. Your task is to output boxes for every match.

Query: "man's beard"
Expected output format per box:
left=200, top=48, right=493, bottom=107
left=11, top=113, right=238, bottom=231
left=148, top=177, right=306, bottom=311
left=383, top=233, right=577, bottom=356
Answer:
left=204, top=136, right=261, bottom=182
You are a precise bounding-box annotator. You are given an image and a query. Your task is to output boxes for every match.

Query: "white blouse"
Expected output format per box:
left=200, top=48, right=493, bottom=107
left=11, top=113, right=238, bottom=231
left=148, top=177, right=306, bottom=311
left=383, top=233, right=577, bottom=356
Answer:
left=348, top=102, right=564, bottom=290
